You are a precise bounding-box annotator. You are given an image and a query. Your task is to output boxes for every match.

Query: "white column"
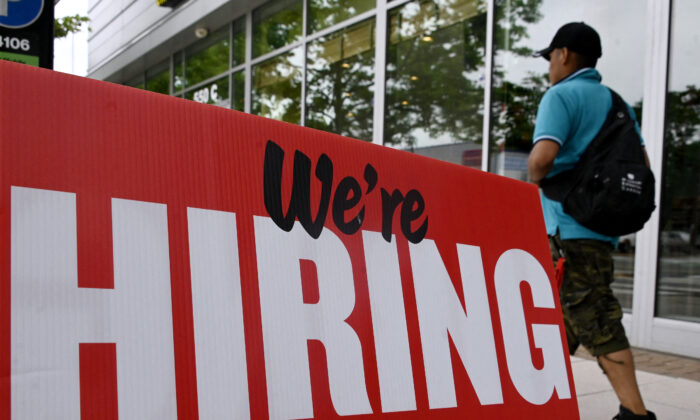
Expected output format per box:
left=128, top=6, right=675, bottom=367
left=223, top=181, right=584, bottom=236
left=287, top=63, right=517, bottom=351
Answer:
left=481, top=0, right=495, bottom=172
left=631, top=0, right=671, bottom=348
left=372, top=0, right=388, bottom=145
left=244, top=11, right=253, bottom=114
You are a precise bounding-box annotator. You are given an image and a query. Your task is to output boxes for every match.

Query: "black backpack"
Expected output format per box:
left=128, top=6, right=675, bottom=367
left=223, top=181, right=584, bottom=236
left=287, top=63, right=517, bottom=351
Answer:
left=539, top=89, right=656, bottom=237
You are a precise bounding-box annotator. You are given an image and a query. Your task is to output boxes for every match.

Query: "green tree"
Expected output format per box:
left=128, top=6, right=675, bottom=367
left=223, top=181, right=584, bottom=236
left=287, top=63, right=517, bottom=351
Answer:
left=54, top=14, right=89, bottom=39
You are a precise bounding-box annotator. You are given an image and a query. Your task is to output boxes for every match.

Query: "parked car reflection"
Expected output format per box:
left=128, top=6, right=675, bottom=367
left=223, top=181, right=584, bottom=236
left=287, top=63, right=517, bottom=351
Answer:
left=618, top=230, right=698, bottom=255
left=661, top=230, right=694, bottom=254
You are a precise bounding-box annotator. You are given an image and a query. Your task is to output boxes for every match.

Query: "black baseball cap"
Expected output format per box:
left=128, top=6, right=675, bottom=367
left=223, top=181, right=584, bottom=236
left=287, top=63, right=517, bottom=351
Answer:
left=533, top=22, right=602, bottom=61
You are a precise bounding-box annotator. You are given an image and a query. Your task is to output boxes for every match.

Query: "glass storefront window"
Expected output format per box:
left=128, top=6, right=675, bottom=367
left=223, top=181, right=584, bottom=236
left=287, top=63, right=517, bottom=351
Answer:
left=306, top=19, right=375, bottom=141
left=253, top=0, right=303, bottom=58
left=185, top=76, right=230, bottom=108
left=490, top=0, right=547, bottom=182
left=492, top=0, right=647, bottom=311
left=125, top=75, right=145, bottom=90
left=308, top=0, right=375, bottom=34
left=185, top=76, right=231, bottom=108
left=384, top=0, right=486, bottom=166
left=185, top=26, right=230, bottom=88
left=146, top=60, right=170, bottom=95
left=233, top=18, right=246, bottom=67
left=174, top=52, right=185, bottom=92
left=252, top=47, right=303, bottom=123
left=656, top=0, right=700, bottom=323
left=232, top=71, right=245, bottom=112
left=492, top=0, right=646, bottom=180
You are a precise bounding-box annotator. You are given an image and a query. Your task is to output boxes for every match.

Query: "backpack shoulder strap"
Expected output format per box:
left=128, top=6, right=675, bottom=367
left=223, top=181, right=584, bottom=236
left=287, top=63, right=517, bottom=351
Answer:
left=580, top=88, right=634, bottom=159
left=539, top=87, right=624, bottom=201
left=607, top=88, right=632, bottom=121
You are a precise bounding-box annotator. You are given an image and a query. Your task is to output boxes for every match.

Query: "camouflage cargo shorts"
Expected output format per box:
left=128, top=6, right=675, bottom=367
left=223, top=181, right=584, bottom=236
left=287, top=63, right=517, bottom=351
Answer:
left=550, top=236, right=630, bottom=357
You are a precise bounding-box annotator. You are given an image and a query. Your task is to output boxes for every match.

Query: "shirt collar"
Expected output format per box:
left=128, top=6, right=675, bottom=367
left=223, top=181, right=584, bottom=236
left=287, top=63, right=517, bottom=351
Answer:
left=557, top=67, right=601, bottom=85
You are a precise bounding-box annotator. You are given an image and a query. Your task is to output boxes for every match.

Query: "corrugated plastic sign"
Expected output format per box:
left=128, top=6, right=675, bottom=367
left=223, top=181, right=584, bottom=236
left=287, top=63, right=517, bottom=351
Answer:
left=0, top=61, right=579, bottom=419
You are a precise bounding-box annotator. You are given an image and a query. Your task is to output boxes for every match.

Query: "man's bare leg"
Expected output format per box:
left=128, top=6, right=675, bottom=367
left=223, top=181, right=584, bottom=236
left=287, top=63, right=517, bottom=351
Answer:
left=597, top=348, right=647, bottom=415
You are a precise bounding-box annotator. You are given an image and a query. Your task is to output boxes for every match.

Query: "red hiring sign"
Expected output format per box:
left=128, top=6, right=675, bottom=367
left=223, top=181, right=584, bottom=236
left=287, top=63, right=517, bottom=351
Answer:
left=0, top=62, right=578, bottom=419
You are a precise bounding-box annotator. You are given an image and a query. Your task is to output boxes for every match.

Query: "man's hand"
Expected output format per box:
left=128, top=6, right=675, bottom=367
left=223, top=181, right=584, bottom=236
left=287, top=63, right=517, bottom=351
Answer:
left=528, top=140, right=560, bottom=185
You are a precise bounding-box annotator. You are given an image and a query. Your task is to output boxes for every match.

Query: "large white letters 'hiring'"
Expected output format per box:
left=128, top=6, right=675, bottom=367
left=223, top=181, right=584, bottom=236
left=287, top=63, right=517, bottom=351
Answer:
left=362, top=231, right=416, bottom=413
left=410, top=240, right=503, bottom=409
left=10, top=186, right=177, bottom=419
left=254, top=217, right=372, bottom=420
left=188, top=208, right=250, bottom=419
left=494, top=249, right=571, bottom=404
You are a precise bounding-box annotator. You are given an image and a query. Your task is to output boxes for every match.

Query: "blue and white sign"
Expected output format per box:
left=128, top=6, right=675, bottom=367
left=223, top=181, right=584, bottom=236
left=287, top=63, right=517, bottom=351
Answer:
left=0, top=0, right=44, bottom=29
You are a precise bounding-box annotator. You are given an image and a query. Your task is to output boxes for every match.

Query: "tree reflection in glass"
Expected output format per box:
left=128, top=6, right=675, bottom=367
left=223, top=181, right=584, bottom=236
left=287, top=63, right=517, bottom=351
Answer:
left=385, top=0, right=487, bottom=149
left=174, top=52, right=184, bottom=92
left=308, top=0, right=375, bottom=34
left=306, top=19, right=375, bottom=141
left=253, top=0, right=303, bottom=58
left=126, top=75, right=145, bottom=90
left=657, top=81, right=700, bottom=321
left=252, top=47, right=303, bottom=124
left=233, top=18, right=246, bottom=67
left=232, top=71, right=245, bottom=111
left=660, top=85, right=700, bottom=243
left=146, top=60, right=170, bottom=95
left=490, top=0, right=545, bottom=180
left=185, top=27, right=230, bottom=88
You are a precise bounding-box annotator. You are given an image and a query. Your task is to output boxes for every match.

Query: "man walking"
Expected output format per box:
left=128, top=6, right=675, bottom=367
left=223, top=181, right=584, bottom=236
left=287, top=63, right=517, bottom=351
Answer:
left=528, top=22, right=656, bottom=420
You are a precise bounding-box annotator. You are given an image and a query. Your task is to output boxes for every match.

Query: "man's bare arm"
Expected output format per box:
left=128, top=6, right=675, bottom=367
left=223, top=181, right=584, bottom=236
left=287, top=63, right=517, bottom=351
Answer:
left=528, top=140, right=561, bottom=186
left=643, top=147, right=650, bottom=167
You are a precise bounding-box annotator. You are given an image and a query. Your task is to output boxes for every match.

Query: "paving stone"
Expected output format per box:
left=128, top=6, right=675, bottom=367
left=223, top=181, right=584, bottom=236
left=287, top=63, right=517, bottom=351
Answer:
left=641, top=376, right=700, bottom=413
left=573, top=357, right=700, bottom=420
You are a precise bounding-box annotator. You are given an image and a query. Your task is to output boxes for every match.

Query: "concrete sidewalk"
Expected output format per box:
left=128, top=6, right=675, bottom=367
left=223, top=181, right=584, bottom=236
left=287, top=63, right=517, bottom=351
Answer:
left=572, top=350, right=700, bottom=419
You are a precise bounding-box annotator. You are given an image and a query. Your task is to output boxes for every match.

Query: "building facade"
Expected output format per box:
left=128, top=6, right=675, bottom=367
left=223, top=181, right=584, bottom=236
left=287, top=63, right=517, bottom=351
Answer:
left=88, top=0, right=700, bottom=359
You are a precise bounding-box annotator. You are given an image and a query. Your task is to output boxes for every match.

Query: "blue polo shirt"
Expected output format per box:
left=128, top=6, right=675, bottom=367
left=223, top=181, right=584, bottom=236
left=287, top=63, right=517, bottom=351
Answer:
left=533, top=68, right=642, bottom=242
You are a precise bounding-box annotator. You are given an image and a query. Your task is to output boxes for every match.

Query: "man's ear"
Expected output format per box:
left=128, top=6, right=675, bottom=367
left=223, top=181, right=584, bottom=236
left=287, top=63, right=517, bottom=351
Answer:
left=560, top=47, right=571, bottom=65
